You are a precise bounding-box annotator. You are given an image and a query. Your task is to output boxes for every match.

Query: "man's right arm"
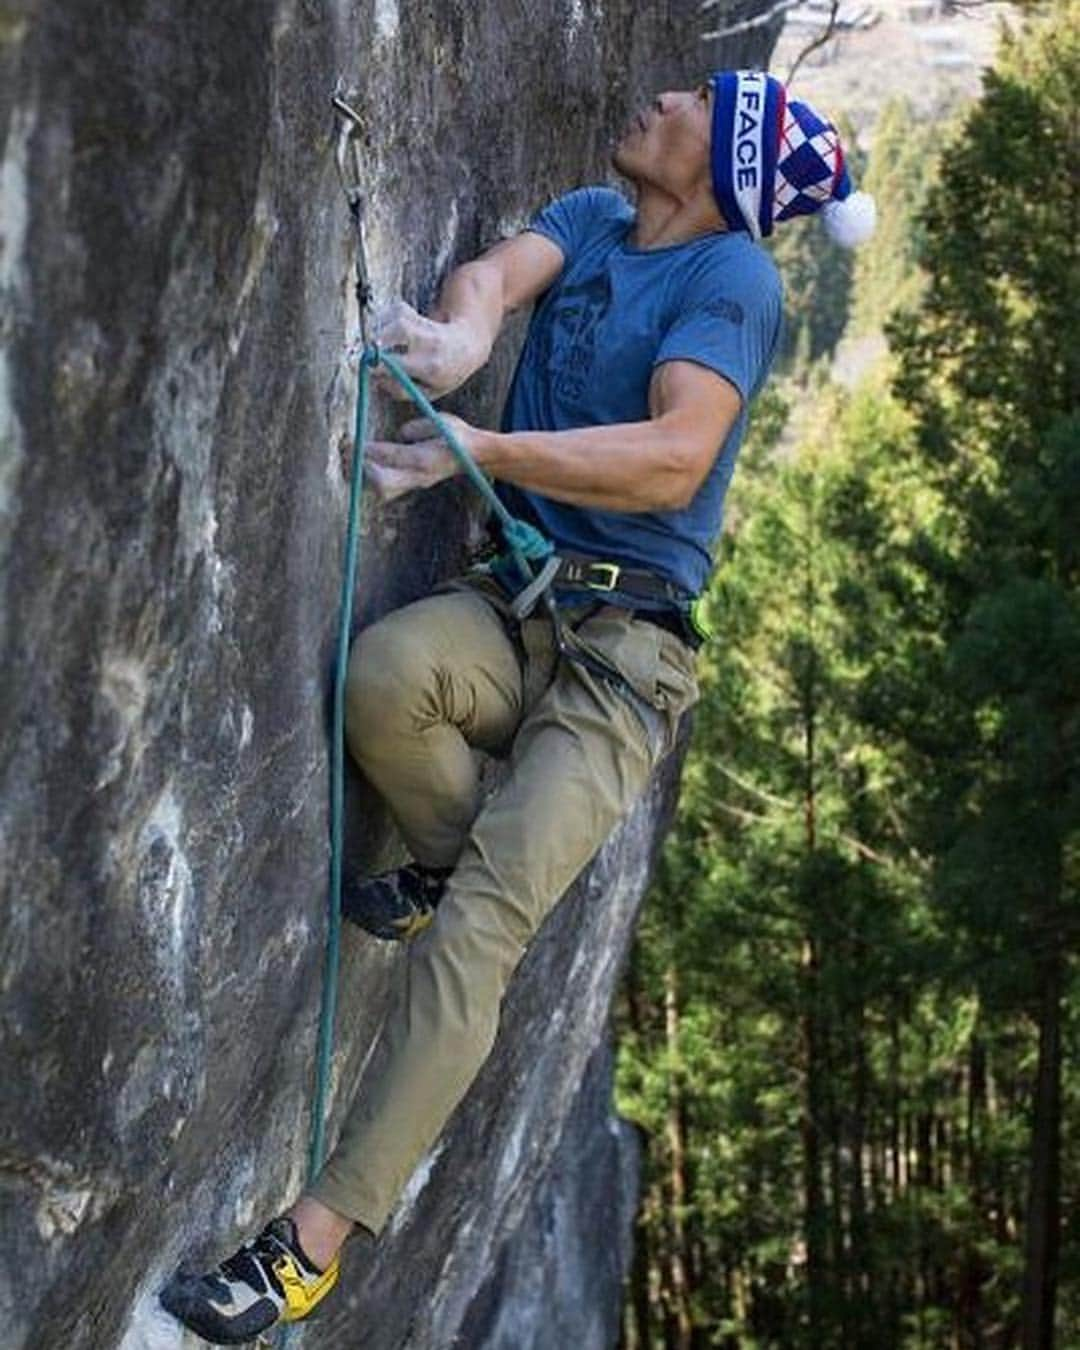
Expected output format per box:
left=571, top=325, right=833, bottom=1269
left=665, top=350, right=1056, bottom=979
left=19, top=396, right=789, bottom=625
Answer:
left=374, top=230, right=564, bottom=402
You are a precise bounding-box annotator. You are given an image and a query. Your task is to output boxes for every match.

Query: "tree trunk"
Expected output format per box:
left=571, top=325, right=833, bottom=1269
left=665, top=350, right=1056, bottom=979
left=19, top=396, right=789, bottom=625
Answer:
left=801, top=935, right=828, bottom=1346
left=798, top=474, right=829, bottom=1345
left=664, top=966, right=694, bottom=1350
left=890, top=1014, right=903, bottom=1200
left=851, top=994, right=872, bottom=1326
left=1020, top=951, right=1063, bottom=1350
left=624, top=1189, right=655, bottom=1350
left=828, top=1104, right=846, bottom=1324
left=956, top=1033, right=987, bottom=1348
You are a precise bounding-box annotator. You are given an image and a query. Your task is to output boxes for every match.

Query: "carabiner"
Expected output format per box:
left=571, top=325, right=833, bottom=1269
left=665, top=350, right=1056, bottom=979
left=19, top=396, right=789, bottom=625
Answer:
left=331, top=92, right=365, bottom=213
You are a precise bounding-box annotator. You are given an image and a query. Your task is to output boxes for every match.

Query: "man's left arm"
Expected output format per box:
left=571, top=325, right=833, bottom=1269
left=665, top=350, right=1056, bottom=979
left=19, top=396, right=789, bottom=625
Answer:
left=366, top=359, right=742, bottom=513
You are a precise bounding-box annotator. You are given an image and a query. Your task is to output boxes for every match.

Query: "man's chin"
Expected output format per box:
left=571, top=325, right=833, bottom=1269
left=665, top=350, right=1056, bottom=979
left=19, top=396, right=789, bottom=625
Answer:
left=611, top=143, right=635, bottom=178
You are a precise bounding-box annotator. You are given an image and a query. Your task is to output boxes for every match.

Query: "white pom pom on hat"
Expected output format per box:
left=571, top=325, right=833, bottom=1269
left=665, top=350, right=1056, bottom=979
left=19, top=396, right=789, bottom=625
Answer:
left=822, top=190, right=877, bottom=248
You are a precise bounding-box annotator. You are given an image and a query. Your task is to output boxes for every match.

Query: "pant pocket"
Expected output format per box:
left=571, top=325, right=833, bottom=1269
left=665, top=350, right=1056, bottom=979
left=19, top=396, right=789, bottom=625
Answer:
left=655, top=628, right=700, bottom=718
left=571, top=608, right=699, bottom=760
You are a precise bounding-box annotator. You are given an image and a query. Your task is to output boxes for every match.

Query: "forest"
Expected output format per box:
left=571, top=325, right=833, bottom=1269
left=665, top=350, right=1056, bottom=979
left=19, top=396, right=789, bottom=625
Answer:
left=617, top=3, right=1079, bottom=1346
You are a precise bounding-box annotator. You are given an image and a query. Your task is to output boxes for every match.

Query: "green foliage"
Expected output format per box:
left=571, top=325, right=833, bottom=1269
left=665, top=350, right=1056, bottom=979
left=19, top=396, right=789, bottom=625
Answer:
left=767, top=117, right=864, bottom=373
left=887, top=0, right=1080, bottom=1003
left=768, top=214, right=854, bottom=373
left=847, top=98, right=942, bottom=338
left=618, top=5, right=1080, bottom=1344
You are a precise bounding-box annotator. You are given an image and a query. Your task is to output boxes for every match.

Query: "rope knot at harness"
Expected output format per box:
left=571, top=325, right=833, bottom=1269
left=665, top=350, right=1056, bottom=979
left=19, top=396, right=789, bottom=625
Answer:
left=502, top=518, right=554, bottom=563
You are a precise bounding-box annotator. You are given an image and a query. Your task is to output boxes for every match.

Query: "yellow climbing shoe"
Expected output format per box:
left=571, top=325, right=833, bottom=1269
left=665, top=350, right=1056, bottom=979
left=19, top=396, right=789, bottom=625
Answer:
left=160, top=1216, right=339, bottom=1345
left=341, top=861, right=449, bottom=940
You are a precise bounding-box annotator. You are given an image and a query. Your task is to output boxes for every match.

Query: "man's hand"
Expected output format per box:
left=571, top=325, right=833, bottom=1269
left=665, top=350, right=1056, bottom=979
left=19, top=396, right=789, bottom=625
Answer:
left=366, top=413, right=479, bottom=501
left=365, top=233, right=563, bottom=403
left=371, top=300, right=491, bottom=403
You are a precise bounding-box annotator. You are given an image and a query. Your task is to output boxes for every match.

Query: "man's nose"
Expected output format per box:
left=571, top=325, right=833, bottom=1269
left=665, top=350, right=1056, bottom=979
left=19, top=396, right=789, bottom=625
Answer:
left=654, top=90, right=691, bottom=116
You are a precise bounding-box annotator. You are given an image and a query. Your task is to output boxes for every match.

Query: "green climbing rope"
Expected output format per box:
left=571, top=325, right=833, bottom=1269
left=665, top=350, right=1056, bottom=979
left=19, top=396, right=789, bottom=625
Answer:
left=376, top=351, right=553, bottom=582
left=306, top=347, right=375, bottom=1182
left=305, top=345, right=553, bottom=1188
left=301, top=92, right=555, bottom=1281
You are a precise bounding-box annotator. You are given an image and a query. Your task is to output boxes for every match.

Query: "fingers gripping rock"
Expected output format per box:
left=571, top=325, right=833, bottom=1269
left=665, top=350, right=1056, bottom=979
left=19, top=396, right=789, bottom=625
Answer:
left=367, top=298, right=487, bottom=402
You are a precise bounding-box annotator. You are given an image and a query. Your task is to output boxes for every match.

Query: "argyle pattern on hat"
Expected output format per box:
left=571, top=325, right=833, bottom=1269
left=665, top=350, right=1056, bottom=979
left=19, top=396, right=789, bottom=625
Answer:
left=774, top=99, right=851, bottom=222
left=710, top=70, right=858, bottom=237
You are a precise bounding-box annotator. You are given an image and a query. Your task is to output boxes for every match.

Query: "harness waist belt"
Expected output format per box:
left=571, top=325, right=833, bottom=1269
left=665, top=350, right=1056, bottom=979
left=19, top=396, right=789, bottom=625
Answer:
left=552, top=556, right=690, bottom=606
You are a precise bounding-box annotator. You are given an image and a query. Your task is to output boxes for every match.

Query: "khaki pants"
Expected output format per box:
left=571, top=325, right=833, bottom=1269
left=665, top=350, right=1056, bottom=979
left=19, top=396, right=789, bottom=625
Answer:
left=309, top=577, right=698, bottom=1233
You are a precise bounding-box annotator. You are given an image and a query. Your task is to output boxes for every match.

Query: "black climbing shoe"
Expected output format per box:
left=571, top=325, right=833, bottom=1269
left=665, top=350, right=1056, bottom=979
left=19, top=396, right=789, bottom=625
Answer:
left=159, top=1216, right=339, bottom=1345
left=341, top=862, right=450, bottom=940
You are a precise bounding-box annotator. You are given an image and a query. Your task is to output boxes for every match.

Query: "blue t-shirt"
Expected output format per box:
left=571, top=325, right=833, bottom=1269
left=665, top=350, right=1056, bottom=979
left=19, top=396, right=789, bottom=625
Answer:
left=497, top=185, right=783, bottom=599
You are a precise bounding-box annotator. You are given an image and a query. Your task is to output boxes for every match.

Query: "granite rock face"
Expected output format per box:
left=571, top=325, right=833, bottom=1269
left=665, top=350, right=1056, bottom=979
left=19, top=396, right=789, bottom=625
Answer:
left=0, top=3, right=778, bottom=1346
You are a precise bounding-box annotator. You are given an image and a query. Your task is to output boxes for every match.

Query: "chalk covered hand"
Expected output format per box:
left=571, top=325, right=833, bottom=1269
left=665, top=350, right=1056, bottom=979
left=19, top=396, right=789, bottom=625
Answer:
left=366, top=413, right=482, bottom=502
left=371, top=299, right=490, bottom=402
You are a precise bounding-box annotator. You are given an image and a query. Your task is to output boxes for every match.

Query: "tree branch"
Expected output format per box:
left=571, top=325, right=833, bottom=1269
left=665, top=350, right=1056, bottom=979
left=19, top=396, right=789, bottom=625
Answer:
left=713, top=761, right=798, bottom=811
left=709, top=788, right=904, bottom=869
left=700, top=0, right=806, bottom=42
left=713, top=800, right=777, bottom=827
left=785, top=0, right=841, bottom=84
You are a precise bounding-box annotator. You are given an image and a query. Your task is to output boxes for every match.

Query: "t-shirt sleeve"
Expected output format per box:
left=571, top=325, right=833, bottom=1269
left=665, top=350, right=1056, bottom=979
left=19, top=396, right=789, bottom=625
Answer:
left=654, top=260, right=784, bottom=406
left=524, top=186, right=626, bottom=268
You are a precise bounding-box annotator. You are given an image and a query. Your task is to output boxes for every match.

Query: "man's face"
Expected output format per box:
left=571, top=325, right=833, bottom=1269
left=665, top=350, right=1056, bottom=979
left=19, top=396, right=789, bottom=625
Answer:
left=612, top=83, right=713, bottom=199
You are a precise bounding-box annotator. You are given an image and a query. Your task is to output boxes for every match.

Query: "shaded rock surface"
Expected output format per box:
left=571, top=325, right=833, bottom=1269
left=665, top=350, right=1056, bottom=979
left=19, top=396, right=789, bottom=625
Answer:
left=0, top=3, right=778, bottom=1347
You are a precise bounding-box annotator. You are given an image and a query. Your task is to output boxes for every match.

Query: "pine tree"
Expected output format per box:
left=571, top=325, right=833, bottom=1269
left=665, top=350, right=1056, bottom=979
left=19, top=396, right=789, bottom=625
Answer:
left=846, top=97, right=940, bottom=338
left=887, top=6, right=1080, bottom=1341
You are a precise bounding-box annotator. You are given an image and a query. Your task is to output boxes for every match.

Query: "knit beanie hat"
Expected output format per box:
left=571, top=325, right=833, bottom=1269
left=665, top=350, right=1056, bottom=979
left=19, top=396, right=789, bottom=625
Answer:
left=709, top=69, right=876, bottom=248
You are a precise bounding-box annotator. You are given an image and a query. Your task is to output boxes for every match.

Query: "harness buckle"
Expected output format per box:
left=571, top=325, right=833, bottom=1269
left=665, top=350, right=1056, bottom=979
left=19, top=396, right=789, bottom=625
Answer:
left=584, top=562, right=621, bottom=591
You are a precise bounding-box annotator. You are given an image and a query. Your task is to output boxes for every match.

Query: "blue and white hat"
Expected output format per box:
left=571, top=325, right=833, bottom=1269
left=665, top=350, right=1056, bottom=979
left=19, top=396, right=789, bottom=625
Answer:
left=709, top=69, right=876, bottom=248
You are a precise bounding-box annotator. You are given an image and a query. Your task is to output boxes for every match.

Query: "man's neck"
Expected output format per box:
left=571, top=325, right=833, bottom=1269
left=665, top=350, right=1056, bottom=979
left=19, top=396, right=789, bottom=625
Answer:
left=628, top=186, right=728, bottom=250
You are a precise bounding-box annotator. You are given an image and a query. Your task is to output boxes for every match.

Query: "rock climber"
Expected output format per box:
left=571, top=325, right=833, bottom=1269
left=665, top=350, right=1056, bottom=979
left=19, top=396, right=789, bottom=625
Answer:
left=161, top=68, right=873, bottom=1344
